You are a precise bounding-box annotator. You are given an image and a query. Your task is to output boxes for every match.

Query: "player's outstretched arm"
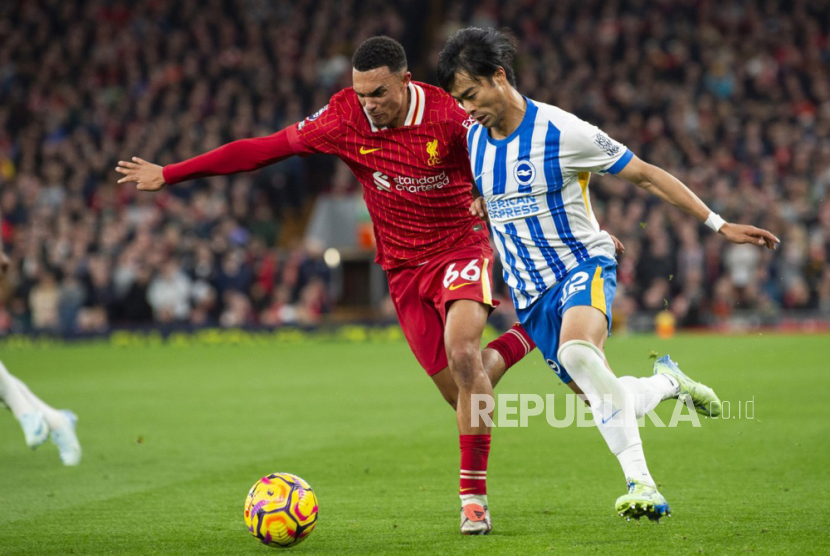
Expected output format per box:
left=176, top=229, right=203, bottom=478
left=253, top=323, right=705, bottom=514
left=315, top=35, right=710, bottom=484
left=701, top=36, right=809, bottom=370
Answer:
left=616, top=155, right=780, bottom=250
left=116, top=157, right=165, bottom=191
left=714, top=221, right=780, bottom=249
left=116, top=127, right=302, bottom=191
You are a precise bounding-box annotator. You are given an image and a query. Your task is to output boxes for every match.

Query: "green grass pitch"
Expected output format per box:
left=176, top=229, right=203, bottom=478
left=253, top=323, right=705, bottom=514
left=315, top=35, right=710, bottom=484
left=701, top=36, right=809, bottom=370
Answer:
left=0, top=331, right=828, bottom=555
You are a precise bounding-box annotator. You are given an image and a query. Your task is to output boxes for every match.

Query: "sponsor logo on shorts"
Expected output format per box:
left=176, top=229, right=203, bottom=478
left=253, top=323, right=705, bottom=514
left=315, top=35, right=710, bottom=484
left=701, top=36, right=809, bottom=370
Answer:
left=546, top=359, right=565, bottom=378
left=448, top=282, right=474, bottom=291
left=360, top=146, right=381, bottom=155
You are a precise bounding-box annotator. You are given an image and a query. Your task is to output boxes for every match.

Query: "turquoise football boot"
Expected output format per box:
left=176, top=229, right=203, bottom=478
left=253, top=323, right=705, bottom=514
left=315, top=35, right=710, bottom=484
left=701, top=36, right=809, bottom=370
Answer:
left=654, top=355, right=721, bottom=417
left=50, top=410, right=82, bottom=466
left=20, top=412, right=48, bottom=448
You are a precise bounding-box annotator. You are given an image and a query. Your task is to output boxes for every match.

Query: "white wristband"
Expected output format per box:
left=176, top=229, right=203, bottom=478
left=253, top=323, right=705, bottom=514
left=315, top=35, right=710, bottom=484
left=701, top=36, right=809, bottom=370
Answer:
left=704, top=212, right=726, bottom=232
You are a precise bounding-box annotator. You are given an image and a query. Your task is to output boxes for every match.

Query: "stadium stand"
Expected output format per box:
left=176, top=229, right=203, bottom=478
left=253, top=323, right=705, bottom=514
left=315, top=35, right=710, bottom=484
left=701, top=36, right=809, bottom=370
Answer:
left=0, top=0, right=827, bottom=334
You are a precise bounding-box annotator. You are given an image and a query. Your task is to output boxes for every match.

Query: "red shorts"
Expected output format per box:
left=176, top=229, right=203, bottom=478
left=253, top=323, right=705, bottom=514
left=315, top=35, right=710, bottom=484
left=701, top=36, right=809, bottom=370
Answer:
left=387, top=244, right=500, bottom=376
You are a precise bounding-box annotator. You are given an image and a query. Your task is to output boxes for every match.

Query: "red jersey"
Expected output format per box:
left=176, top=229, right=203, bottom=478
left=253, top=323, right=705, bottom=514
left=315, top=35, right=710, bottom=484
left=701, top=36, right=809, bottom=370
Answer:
left=164, top=81, right=487, bottom=270
left=287, top=82, right=487, bottom=269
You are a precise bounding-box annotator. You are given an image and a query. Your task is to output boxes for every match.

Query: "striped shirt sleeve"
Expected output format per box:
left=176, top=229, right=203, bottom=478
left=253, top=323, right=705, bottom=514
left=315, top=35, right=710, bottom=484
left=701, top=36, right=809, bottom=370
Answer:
left=562, top=117, right=633, bottom=175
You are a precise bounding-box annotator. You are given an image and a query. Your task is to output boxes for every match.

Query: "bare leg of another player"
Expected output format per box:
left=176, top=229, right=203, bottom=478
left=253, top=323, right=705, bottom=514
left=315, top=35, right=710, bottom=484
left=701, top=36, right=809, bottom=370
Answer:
left=442, top=299, right=496, bottom=535
left=0, top=359, right=82, bottom=465
left=430, top=322, right=534, bottom=535
left=431, top=322, right=534, bottom=411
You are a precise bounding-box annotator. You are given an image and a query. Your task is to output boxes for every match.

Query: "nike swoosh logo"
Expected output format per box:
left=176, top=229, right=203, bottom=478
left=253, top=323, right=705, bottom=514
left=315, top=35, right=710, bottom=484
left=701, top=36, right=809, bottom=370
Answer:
left=460, top=487, right=478, bottom=492
left=360, top=147, right=381, bottom=154
left=601, top=408, right=621, bottom=424
left=448, top=282, right=474, bottom=291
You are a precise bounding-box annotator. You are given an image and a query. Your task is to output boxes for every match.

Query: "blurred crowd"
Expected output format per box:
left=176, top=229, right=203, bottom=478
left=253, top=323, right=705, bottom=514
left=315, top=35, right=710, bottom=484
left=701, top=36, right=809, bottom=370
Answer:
left=0, top=0, right=828, bottom=335
left=0, top=0, right=418, bottom=333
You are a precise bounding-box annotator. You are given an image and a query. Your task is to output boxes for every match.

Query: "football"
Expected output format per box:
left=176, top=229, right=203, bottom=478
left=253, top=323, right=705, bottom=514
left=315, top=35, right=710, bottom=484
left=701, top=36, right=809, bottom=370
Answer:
left=243, top=473, right=319, bottom=548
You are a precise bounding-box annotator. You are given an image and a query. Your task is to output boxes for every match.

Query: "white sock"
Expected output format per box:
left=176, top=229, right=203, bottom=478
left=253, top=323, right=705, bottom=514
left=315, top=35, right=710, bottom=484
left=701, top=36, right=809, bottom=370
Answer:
left=558, top=340, right=656, bottom=486
left=617, top=443, right=653, bottom=486
left=618, top=375, right=678, bottom=419
left=0, top=360, right=35, bottom=420
left=12, top=375, right=65, bottom=429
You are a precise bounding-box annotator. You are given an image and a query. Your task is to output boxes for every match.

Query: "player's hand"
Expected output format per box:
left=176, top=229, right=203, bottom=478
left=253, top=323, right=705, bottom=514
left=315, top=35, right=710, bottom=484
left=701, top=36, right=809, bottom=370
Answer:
left=609, top=234, right=625, bottom=255
left=719, top=223, right=780, bottom=250
left=469, top=197, right=488, bottom=220
left=0, top=250, right=9, bottom=276
left=116, top=157, right=166, bottom=191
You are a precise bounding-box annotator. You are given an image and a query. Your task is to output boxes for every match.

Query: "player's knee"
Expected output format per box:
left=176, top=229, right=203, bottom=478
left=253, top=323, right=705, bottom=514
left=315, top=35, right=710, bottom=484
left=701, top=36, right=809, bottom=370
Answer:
left=446, top=341, right=482, bottom=386
left=446, top=340, right=478, bottom=367
left=557, top=340, right=603, bottom=373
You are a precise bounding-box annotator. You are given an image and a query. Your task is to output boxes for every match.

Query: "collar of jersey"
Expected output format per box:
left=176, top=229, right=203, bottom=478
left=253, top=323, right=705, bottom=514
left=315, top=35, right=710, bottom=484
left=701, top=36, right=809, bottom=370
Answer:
left=483, top=96, right=535, bottom=147
left=362, top=82, right=425, bottom=132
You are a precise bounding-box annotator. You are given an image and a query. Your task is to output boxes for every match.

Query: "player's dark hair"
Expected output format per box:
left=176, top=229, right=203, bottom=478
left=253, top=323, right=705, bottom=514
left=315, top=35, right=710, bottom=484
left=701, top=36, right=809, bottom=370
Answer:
left=352, top=36, right=408, bottom=74
left=436, top=27, right=518, bottom=92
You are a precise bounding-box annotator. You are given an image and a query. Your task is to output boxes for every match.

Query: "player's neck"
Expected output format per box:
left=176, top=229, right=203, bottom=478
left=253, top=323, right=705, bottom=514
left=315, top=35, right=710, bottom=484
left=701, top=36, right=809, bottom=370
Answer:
left=391, top=86, right=412, bottom=128
left=490, top=89, right=526, bottom=140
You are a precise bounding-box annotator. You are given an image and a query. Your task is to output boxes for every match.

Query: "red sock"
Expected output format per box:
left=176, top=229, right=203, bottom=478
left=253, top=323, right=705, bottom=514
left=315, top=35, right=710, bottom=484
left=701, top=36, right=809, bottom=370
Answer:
left=460, top=434, right=490, bottom=496
left=486, top=322, right=535, bottom=370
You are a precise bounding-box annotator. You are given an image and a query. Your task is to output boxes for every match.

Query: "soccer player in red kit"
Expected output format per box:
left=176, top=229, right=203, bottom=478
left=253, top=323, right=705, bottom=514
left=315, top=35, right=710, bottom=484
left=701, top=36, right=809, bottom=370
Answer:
left=117, top=36, right=533, bottom=534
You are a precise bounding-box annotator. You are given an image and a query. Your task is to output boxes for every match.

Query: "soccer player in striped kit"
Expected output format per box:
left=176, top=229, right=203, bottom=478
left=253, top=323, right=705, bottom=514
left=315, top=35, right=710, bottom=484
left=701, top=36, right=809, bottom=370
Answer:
left=438, top=28, right=779, bottom=521
left=117, top=36, right=536, bottom=534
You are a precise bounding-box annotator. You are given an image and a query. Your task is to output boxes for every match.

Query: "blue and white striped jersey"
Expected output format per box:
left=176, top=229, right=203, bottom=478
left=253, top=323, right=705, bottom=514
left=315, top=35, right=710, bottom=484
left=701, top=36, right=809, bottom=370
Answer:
left=467, top=98, right=633, bottom=310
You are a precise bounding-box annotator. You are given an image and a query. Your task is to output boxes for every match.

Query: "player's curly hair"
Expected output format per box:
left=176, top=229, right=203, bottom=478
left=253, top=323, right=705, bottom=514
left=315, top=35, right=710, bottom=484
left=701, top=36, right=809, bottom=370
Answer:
left=352, top=36, right=408, bottom=74
left=436, top=27, right=518, bottom=92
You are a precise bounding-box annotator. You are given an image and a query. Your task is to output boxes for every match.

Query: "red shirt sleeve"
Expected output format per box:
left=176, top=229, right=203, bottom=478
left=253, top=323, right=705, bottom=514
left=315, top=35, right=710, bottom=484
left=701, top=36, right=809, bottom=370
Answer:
left=162, top=126, right=312, bottom=185
left=163, top=94, right=351, bottom=185
left=292, top=97, right=348, bottom=155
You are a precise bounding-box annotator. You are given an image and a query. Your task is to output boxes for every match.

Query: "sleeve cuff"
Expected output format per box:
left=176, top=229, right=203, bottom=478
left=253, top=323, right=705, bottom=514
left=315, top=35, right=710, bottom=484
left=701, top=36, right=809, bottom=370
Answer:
left=605, top=149, right=633, bottom=174
left=286, top=124, right=305, bottom=154
left=162, top=164, right=178, bottom=185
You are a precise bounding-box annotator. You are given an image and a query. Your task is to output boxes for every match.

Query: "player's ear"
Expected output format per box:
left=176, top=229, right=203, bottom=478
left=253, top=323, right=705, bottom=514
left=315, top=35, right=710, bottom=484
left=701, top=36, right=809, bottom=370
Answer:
left=493, top=67, right=507, bottom=86
left=401, top=71, right=412, bottom=87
